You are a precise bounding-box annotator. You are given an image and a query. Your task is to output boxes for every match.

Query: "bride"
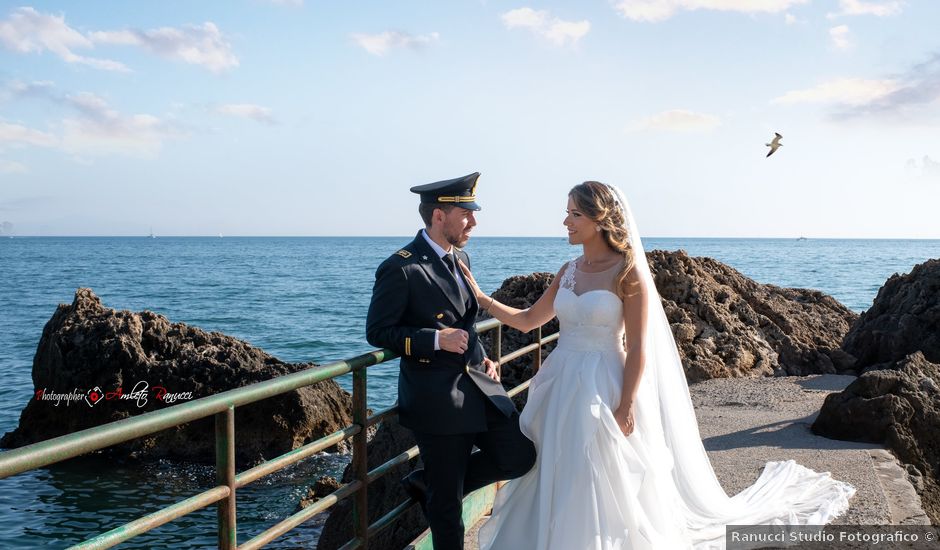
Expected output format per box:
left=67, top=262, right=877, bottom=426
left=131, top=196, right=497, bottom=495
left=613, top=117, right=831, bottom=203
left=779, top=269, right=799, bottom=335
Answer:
left=457, top=181, right=856, bottom=549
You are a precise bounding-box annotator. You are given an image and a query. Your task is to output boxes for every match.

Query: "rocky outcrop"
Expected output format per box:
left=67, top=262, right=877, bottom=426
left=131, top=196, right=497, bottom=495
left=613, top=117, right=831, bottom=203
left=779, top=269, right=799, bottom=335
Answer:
left=812, top=352, right=940, bottom=524
left=478, top=273, right=559, bottom=408
left=317, top=417, right=425, bottom=550
left=296, top=476, right=342, bottom=513
left=0, top=288, right=353, bottom=466
left=478, top=251, right=859, bottom=391
left=813, top=258, right=940, bottom=524
left=649, top=250, right=858, bottom=381
left=843, top=258, right=940, bottom=370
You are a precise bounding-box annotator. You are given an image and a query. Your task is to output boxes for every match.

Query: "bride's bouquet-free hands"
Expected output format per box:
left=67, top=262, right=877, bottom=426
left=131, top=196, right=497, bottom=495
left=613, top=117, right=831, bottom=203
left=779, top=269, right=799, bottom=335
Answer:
left=613, top=401, right=635, bottom=436
left=457, top=259, right=490, bottom=308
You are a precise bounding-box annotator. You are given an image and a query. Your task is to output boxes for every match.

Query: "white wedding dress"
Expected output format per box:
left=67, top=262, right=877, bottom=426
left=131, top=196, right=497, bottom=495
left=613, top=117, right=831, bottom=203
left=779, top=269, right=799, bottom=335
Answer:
left=478, top=256, right=857, bottom=550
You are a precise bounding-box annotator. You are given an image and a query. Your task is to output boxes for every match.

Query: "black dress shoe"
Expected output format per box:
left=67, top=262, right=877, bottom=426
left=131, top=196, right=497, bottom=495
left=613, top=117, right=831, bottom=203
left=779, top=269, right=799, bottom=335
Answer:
left=400, top=469, right=428, bottom=516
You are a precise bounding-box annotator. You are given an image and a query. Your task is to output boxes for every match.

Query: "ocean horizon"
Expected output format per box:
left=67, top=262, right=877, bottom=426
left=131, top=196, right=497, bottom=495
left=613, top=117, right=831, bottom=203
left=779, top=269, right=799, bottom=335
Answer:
left=1, top=236, right=937, bottom=548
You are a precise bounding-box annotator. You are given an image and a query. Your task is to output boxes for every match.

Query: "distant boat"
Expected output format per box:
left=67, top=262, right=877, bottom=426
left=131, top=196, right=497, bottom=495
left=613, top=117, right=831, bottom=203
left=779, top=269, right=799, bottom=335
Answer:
left=219, top=233, right=223, bottom=238
left=797, top=236, right=808, bottom=241
left=149, top=227, right=156, bottom=239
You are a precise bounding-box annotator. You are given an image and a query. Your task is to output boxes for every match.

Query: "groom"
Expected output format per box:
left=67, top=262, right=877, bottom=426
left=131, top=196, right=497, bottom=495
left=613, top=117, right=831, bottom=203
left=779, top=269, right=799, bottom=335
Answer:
left=366, top=172, right=536, bottom=549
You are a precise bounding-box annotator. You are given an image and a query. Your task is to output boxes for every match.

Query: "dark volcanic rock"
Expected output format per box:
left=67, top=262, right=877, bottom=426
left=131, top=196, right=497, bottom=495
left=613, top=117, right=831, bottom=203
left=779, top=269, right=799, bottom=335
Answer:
left=478, top=251, right=858, bottom=393
left=812, top=352, right=940, bottom=523
left=317, top=417, right=425, bottom=550
left=843, top=258, right=940, bottom=370
left=296, top=476, right=343, bottom=513
left=0, top=288, right=353, bottom=466
left=648, top=250, right=858, bottom=381
left=478, top=273, right=559, bottom=408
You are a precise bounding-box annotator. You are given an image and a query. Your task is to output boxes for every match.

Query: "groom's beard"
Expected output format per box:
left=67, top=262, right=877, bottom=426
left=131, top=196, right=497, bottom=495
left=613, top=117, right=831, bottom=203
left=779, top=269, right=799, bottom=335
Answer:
left=445, top=227, right=470, bottom=248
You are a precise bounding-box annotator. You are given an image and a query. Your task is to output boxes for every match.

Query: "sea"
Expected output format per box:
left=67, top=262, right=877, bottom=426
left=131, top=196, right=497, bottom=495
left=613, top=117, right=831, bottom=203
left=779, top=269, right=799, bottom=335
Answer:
left=0, top=236, right=936, bottom=548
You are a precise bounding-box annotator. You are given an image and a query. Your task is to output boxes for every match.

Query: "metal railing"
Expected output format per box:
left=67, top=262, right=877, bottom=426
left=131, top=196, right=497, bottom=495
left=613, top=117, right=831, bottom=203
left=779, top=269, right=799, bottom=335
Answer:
left=0, top=318, right=558, bottom=549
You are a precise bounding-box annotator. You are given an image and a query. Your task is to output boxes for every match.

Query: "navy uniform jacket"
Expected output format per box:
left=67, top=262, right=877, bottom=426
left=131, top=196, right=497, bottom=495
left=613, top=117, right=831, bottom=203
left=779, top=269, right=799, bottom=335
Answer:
left=366, top=230, right=516, bottom=434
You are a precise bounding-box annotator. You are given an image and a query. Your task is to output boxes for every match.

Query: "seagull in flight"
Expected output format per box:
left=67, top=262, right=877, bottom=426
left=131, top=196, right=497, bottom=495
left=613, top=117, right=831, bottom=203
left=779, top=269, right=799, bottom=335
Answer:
left=766, top=132, right=783, bottom=157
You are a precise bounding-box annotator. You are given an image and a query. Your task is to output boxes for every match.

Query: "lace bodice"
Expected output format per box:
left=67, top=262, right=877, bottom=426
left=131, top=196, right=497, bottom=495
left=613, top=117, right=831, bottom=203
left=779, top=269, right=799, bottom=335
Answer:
left=554, top=257, right=625, bottom=352
left=558, top=256, right=624, bottom=296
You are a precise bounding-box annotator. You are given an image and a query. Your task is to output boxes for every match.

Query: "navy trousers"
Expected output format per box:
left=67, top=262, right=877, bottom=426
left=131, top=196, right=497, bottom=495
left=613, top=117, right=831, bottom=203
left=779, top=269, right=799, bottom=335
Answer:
left=411, top=398, right=537, bottom=550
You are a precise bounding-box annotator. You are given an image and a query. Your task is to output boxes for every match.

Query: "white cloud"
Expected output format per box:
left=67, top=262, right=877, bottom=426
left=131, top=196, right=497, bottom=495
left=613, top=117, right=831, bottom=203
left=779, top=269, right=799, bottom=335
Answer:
left=543, top=19, right=591, bottom=46
left=784, top=13, right=798, bottom=24
left=827, top=0, right=904, bottom=18
left=921, top=157, right=940, bottom=177
left=2, top=81, right=184, bottom=158
left=216, top=103, right=276, bottom=124
left=772, top=78, right=900, bottom=106
left=0, top=7, right=129, bottom=71
left=0, top=159, right=29, bottom=174
left=1, top=80, right=56, bottom=105
left=67, top=92, right=113, bottom=118
left=90, top=22, right=238, bottom=73
left=0, top=121, right=58, bottom=147
left=1, top=87, right=194, bottom=172
left=612, top=0, right=809, bottom=22
left=629, top=109, right=721, bottom=132
left=5, top=80, right=56, bottom=99
left=777, top=53, right=940, bottom=121
left=501, top=8, right=590, bottom=46
left=502, top=7, right=549, bottom=28
left=350, top=31, right=440, bottom=56
left=0, top=8, right=237, bottom=73
left=829, top=25, right=852, bottom=49
left=58, top=92, right=182, bottom=158
left=905, top=155, right=940, bottom=181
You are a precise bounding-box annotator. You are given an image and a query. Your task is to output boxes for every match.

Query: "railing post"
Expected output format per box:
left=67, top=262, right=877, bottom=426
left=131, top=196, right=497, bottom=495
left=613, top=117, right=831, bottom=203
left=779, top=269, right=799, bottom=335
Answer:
left=533, top=326, right=542, bottom=374
left=495, top=323, right=502, bottom=365
left=352, top=366, right=369, bottom=549
left=216, top=405, right=236, bottom=549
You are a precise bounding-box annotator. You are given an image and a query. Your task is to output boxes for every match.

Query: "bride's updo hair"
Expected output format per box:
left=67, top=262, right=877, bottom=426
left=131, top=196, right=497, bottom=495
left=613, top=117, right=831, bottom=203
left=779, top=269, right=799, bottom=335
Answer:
left=568, top=181, right=639, bottom=299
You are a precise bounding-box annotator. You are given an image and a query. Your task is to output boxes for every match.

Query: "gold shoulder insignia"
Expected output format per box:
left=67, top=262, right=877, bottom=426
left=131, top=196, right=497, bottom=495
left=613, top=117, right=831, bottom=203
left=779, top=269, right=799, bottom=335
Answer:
left=396, top=249, right=412, bottom=258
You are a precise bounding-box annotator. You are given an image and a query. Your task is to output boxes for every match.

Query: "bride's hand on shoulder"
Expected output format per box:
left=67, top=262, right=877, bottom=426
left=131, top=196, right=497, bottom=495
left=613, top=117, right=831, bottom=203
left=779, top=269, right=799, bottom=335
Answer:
left=613, top=401, right=635, bottom=436
left=457, top=259, right=486, bottom=300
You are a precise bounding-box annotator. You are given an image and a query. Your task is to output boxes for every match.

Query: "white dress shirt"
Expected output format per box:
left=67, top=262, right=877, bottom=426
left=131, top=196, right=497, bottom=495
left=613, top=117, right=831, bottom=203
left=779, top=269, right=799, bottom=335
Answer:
left=422, top=229, right=470, bottom=351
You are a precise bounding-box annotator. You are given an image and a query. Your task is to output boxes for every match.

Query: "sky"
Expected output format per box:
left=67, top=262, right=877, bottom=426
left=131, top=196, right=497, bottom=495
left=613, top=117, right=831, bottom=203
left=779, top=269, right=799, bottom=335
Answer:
left=0, top=0, right=938, bottom=238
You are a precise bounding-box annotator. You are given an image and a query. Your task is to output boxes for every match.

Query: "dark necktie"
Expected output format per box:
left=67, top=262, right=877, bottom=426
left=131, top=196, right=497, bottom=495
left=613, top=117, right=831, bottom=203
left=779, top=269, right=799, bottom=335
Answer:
left=442, top=253, right=470, bottom=306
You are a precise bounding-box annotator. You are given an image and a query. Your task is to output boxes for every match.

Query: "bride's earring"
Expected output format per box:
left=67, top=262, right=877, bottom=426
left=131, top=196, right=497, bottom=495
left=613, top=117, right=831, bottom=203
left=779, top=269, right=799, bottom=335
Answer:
left=595, top=226, right=601, bottom=232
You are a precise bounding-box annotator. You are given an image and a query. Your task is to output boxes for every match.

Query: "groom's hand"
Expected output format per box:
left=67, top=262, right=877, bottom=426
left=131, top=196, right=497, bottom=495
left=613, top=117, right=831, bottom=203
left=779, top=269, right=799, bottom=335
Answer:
left=483, top=358, right=500, bottom=382
left=439, top=328, right=469, bottom=354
